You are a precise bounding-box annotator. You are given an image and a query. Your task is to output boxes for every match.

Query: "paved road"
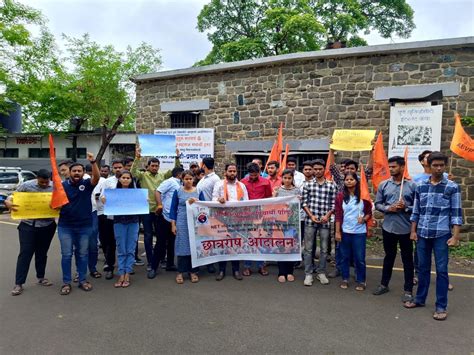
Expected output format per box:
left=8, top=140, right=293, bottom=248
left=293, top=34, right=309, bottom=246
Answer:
left=0, top=216, right=473, bottom=354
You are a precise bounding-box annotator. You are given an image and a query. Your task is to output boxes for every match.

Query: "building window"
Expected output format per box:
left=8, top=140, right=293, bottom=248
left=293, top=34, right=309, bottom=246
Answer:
left=66, top=148, right=87, bottom=159
left=28, top=148, right=50, bottom=158
left=0, top=148, right=19, bottom=158
left=170, top=112, right=199, bottom=128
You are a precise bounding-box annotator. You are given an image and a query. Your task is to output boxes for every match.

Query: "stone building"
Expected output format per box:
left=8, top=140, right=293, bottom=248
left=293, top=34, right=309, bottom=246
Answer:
left=133, top=37, right=474, bottom=239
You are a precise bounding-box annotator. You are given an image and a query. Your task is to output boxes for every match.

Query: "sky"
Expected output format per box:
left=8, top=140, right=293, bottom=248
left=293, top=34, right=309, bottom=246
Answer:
left=19, top=0, right=474, bottom=71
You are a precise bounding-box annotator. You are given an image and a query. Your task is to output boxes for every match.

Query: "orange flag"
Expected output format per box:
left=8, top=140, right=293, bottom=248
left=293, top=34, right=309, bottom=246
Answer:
left=265, top=123, right=284, bottom=171
left=451, top=113, right=474, bottom=161
left=49, top=134, right=69, bottom=209
left=402, top=146, right=411, bottom=180
left=278, top=144, right=290, bottom=176
left=360, top=163, right=371, bottom=203
left=372, top=132, right=390, bottom=192
left=324, top=151, right=334, bottom=181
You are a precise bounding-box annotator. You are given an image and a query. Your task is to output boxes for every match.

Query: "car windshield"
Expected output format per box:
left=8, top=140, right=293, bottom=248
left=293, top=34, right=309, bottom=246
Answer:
left=0, top=172, right=19, bottom=184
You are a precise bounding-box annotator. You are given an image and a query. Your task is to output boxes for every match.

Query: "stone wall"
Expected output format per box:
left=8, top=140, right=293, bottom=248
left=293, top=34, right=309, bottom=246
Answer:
left=135, top=41, right=474, bottom=239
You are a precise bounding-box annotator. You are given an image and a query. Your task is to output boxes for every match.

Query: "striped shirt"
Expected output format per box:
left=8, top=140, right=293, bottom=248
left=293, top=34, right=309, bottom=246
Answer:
left=410, top=177, right=463, bottom=239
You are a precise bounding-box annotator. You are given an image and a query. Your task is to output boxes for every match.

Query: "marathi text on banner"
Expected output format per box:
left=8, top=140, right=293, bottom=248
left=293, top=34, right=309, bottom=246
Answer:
left=330, top=130, right=376, bottom=151
left=186, top=196, right=301, bottom=267
left=11, top=192, right=59, bottom=220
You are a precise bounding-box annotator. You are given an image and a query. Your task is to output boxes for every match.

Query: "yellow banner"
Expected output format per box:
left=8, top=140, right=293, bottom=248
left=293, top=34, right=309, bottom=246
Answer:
left=11, top=192, right=59, bottom=220
left=330, top=130, right=376, bottom=151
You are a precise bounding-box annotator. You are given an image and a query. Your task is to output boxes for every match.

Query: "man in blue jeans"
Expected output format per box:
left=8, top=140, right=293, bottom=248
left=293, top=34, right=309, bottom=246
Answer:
left=404, top=152, right=463, bottom=321
left=58, top=152, right=100, bottom=295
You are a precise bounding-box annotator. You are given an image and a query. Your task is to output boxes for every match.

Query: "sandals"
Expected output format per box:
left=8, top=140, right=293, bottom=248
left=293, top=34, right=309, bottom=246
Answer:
left=90, top=271, right=102, bottom=279
left=60, top=284, right=72, bottom=295
left=287, top=274, right=295, bottom=282
left=355, top=283, right=366, bottom=291
left=242, top=268, right=251, bottom=277
left=73, top=274, right=79, bottom=283
left=121, top=280, right=130, bottom=288
left=176, top=273, right=184, bottom=284
left=11, top=285, right=23, bottom=296
left=78, top=281, right=93, bottom=292
left=448, top=283, right=454, bottom=291
left=37, top=278, right=53, bottom=286
left=403, top=301, right=425, bottom=309
left=190, top=273, right=199, bottom=283
left=433, top=311, right=448, bottom=321
left=278, top=275, right=286, bottom=283
left=114, top=280, right=124, bottom=288
left=340, top=280, right=349, bottom=289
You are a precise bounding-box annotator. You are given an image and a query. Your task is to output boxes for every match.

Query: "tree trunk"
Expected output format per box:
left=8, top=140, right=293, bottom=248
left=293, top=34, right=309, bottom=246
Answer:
left=70, top=118, right=84, bottom=162
left=95, top=115, right=125, bottom=166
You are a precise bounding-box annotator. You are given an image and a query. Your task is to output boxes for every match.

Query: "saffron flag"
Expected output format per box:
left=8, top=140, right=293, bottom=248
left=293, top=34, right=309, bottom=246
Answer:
left=265, top=123, right=284, bottom=171
left=402, top=146, right=411, bottom=180
left=451, top=113, right=474, bottom=161
left=279, top=144, right=290, bottom=176
left=324, top=151, right=334, bottom=181
left=360, top=163, right=377, bottom=237
left=49, top=134, right=69, bottom=209
left=372, top=132, right=390, bottom=192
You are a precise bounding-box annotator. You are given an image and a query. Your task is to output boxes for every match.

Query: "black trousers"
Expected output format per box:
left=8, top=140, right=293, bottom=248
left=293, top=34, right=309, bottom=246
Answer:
left=177, top=256, right=198, bottom=274
left=218, top=261, right=240, bottom=274
left=278, top=261, right=294, bottom=276
left=98, top=215, right=115, bottom=271
left=381, top=229, right=414, bottom=292
left=15, top=222, right=56, bottom=285
left=151, top=215, right=176, bottom=270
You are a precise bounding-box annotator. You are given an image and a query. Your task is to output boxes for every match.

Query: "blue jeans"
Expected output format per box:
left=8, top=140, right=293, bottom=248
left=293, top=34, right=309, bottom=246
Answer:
left=88, top=211, right=99, bottom=273
left=415, top=235, right=450, bottom=312
left=58, top=226, right=92, bottom=284
left=303, top=225, right=329, bottom=275
left=114, top=222, right=139, bottom=275
left=244, top=260, right=264, bottom=269
left=340, top=232, right=366, bottom=283
left=142, top=213, right=158, bottom=265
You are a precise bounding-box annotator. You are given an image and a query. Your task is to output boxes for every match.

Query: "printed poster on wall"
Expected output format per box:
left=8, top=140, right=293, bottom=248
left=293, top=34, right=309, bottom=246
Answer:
left=186, top=196, right=302, bottom=268
left=389, top=104, right=443, bottom=176
left=154, top=128, right=214, bottom=171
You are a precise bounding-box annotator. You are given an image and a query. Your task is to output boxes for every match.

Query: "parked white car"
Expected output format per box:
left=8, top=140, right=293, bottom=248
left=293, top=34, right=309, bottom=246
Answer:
left=0, top=167, right=36, bottom=212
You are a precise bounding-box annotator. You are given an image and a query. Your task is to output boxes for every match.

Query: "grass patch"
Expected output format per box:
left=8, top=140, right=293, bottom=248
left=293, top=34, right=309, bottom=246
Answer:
left=450, top=241, right=474, bottom=260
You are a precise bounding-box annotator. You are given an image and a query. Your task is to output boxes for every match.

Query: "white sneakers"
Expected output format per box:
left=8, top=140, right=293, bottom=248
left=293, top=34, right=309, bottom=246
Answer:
left=304, top=274, right=313, bottom=286
left=317, top=273, right=330, bottom=285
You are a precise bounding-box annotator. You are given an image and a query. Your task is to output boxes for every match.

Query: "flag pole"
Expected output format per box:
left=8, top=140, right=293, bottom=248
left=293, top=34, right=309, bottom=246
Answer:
left=449, top=151, right=454, bottom=176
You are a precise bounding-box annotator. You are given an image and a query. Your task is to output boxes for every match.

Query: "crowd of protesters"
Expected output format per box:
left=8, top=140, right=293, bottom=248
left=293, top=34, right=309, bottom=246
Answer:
left=5, top=144, right=463, bottom=321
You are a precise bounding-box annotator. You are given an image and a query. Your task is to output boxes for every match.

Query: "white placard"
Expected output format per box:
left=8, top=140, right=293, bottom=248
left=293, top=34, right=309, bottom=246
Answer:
left=154, top=128, right=214, bottom=171
left=389, top=104, right=443, bottom=176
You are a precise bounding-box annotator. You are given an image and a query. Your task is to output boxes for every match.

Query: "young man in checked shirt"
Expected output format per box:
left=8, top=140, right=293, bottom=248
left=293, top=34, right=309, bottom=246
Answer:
left=301, top=159, right=336, bottom=286
left=404, top=152, right=463, bottom=321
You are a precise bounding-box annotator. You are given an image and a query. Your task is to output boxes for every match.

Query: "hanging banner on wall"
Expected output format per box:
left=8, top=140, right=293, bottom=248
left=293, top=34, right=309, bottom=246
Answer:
left=154, top=128, right=214, bottom=171
left=389, top=103, right=443, bottom=176
left=186, top=196, right=301, bottom=268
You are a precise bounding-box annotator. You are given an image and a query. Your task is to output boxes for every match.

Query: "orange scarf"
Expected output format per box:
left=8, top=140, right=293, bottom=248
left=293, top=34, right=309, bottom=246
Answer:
left=223, top=180, right=244, bottom=201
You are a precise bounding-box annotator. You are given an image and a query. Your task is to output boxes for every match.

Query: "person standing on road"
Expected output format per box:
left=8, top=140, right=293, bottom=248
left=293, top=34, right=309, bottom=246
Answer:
left=131, top=146, right=180, bottom=272
left=6, top=169, right=57, bottom=296
left=212, top=163, right=249, bottom=281
left=170, top=170, right=204, bottom=284
left=404, top=152, right=463, bottom=321
left=58, top=160, right=72, bottom=181
left=241, top=162, right=272, bottom=277
left=301, top=159, right=336, bottom=287
left=273, top=169, right=300, bottom=283
left=373, top=156, right=416, bottom=301
left=266, top=160, right=282, bottom=192
left=335, top=172, right=372, bottom=291
left=58, top=153, right=100, bottom=295
left=102, top=170, right=140, bottom=288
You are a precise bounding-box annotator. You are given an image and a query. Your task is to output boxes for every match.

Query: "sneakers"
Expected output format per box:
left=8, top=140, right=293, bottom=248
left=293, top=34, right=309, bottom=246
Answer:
left=373, top=285, right=389, bottom=296
left=401, top=292, right=413, bottom=303
left=304, top=274, right=313, bottom=286
left=317, top=273, right=329, bottom=285
left=147, top=269, right=157, bottom=279
left=327, top=269, right=340, bottom=278
left=134, top=258, right=145, bottom=266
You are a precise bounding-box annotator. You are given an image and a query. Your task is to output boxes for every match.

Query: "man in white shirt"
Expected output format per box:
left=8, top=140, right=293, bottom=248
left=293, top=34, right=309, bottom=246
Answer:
left=212, top=163, right=249, bottom=281
left=286, top=157, right=305, bottom=188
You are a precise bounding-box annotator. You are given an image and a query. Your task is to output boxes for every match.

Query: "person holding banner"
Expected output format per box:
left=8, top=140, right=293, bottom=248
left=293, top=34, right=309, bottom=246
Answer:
left=273, top=169, right=300, bottom=283
left=405, top=152, right=463, bottom=321
left=373, top=156, right=416, bottom=301
left=102, top=171, right=140, bottom=288
left=6, top=170, right=56, bottom=296
left=301, top=159, right=336, bottom=286
left=131, top=146, right=180, bottom=272
left=212, top=163, right=249, bottom=281
left=170, top=170, right=204, bottom=284
left=335, top=172, right=372, bottom=291
left=57, top=153, right=100, bottom=295
left=241, top=162, right=273, bottom=277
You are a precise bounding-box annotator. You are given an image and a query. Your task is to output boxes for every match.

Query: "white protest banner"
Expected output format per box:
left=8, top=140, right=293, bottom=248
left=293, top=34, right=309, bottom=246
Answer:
left=389, top=104, right=443, bottom=175
left=154, top=128, right=214, bottom=171
left=186, top=196, right=301, bottom=267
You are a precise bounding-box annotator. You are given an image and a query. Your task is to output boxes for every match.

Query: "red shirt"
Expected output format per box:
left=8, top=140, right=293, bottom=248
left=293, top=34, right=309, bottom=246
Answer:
left=241, top=176, right=272, bottom=200
left=267, top=175, right=282, bottom=191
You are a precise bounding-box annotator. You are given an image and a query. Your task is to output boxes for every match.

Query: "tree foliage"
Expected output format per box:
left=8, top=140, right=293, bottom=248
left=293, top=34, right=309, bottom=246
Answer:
left=196, top=0, right=415, bottom=65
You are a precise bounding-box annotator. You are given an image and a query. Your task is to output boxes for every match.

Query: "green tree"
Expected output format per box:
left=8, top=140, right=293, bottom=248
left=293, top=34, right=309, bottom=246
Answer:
left=196, top=0, right=415, bottom=64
